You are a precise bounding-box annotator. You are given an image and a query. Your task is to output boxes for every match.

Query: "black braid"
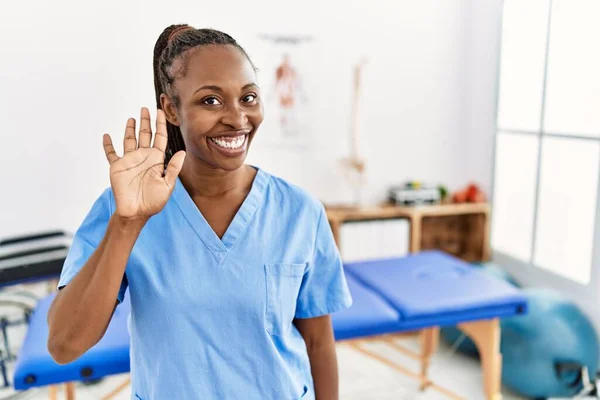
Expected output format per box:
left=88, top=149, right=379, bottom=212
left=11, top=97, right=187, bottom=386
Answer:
left=152, top=24, right=255, bottom=165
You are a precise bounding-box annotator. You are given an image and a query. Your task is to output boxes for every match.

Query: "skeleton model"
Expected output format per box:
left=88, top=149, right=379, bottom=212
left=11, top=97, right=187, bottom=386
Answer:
left=339, top=58, right=367, bottom=207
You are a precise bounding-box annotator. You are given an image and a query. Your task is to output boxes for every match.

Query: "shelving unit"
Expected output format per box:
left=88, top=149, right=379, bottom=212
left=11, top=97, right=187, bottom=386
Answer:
left=325, top=202, right=491, bottom=262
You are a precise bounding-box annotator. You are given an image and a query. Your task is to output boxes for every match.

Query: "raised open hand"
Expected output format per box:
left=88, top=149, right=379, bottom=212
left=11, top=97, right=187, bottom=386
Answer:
left=103, top=107, right=186, bottom=220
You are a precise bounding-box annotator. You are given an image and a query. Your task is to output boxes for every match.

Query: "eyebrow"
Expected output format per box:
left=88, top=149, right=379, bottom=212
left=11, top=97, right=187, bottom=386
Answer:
left=194, top=83, right=258, bottom=94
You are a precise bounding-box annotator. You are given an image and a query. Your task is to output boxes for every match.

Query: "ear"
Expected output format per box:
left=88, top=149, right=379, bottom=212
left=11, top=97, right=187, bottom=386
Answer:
left=160, top=93, right=180, bottom=126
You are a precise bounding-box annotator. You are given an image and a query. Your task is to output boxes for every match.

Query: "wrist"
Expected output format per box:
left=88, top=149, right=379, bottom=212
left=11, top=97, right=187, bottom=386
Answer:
left=111, top=214, right=149, bottom=231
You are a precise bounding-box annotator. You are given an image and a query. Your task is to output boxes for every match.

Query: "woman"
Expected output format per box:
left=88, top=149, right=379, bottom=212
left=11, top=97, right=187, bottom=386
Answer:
left=47, top=24, right=352, bottom=400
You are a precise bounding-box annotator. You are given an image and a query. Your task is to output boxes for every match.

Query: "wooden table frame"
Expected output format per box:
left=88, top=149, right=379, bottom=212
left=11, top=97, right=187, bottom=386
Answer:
left=342, top=318, right=502, bottom=400
left=48, top=379, right=129, bottom=400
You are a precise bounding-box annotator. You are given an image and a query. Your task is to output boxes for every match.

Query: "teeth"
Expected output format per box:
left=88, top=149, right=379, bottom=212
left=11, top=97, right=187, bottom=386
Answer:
left=210, top=135, right=245, bottom=149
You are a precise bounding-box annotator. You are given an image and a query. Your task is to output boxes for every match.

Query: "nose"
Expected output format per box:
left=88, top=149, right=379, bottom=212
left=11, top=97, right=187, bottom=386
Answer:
left=221, top=103, right=248, bottom=129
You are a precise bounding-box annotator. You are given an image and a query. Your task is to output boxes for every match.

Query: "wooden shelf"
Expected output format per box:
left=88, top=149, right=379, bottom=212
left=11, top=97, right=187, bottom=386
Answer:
left=325, top=202, right=491, bottom=262
left=326, top=203, right=490, bottom=221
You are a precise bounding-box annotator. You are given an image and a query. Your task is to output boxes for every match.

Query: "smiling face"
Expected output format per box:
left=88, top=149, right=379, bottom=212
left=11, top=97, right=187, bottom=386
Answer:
left=161, top=44, right=264, bottom=172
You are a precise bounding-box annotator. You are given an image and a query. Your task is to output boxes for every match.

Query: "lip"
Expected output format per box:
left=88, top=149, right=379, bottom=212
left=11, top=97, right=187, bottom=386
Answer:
left=208, top=129, right=251, bottom=139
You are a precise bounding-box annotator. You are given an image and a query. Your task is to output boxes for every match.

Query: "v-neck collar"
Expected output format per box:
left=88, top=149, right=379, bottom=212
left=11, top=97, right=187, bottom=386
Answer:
left=172, top=166, right=269, bottom=265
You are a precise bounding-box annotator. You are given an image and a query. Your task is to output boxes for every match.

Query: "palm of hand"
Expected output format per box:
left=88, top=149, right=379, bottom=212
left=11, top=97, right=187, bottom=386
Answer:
left=103, top=108, right=186, bottom=220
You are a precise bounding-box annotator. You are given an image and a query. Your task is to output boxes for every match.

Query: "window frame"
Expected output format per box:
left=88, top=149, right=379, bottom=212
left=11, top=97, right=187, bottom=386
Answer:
left=490, top=0, right=600, bottom=305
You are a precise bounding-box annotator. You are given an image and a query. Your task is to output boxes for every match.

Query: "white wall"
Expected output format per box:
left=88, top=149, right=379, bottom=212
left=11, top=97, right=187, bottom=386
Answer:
left=465, top=0, right=504, bottom=196
left=0, top=0, right=474, bottom=238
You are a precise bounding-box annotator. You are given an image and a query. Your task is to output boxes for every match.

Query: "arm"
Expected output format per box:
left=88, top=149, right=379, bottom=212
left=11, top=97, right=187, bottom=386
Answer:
left=294, top=315, right=339, bottom=400
left=47, top=215, right=146, bottom=364
left=48, top=107, right=185, bottom=364
left=47, top=107, right=184, bottom=364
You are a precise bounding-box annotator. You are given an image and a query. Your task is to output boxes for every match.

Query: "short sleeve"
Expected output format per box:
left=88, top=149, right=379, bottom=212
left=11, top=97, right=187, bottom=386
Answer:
left=58, top=188, right=128, bottom=303
left=295, top=205, right=353, bottom=319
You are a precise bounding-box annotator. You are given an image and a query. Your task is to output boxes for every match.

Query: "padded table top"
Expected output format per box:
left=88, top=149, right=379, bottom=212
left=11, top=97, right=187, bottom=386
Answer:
left=343, top=251, right=527, bottom=332
left=13, top=292, right=131, bottom=389
left=333, top=273, right=402, bottom=340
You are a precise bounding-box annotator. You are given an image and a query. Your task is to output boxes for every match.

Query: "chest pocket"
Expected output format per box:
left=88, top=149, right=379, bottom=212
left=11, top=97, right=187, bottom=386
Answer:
left=264, top=263, right=306, bottom=336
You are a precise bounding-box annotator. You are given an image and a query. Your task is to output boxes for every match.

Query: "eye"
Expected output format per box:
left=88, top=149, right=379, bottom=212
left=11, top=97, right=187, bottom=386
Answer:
left=202, top=97, right=222, bottom=106
left=242, top=94, right=257, bottom=103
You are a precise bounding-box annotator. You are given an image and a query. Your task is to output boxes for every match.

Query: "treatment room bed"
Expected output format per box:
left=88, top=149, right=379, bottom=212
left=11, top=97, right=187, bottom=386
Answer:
left=13, top=250, right=526, bottom=400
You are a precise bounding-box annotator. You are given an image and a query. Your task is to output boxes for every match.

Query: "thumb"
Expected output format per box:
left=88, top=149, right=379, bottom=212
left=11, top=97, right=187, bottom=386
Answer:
left=164, top=151, right=186, bottom=188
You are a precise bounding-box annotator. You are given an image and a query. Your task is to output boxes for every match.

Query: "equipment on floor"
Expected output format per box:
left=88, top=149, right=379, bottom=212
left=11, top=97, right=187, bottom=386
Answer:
left=13, top=251, right=527, bottom=400
left=0, top=231, right=72, bottom=286
left=501, top=289, right=599, bottom=399
left=0, top=231, right=73, bottom=390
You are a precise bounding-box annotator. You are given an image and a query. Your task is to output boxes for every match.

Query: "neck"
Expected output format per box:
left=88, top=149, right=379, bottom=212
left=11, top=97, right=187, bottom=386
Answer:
left=178, top=159, right=252, bottom=198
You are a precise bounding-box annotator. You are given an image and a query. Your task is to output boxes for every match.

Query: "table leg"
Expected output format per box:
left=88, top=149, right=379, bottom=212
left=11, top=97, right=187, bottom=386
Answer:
left=65, top=382, right=75, bottom=400
left=458, top=318, right=502, bottom=400
left=482, top=213, right=491, bottom=261
left=419, top=327, right=440, bottom=390
left=101, top=377, right=131, bottom=400
left=49, top=385, right=58, bottom=400
left=410, top=216, right=421, bottom=253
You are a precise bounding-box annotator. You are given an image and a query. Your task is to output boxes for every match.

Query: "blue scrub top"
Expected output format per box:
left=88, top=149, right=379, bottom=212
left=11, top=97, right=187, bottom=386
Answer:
left=58, top=167, right=353, bottom=400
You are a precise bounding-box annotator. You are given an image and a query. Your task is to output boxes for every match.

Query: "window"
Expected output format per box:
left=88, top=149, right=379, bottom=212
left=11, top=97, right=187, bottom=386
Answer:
left=492, top=0, right=600, bottom=285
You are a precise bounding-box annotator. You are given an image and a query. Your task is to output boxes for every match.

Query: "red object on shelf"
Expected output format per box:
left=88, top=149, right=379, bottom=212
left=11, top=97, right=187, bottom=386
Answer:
left=452, top=183, right=486, bottom=203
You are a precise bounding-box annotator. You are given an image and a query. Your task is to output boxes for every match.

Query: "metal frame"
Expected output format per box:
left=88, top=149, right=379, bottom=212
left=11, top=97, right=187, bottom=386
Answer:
left=528, top=0, right=554, bottom=267
left=497, top=128, right=600, bottom=143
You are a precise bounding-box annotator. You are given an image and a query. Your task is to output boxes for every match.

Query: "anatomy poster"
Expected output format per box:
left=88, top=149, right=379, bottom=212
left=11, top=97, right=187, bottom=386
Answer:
left=253, top=34, right=316, bottom=150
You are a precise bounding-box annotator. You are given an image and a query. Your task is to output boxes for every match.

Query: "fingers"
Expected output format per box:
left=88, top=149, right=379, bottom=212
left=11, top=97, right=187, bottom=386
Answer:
left=103, top=134, right=119, bottom=164
left=164, top=150, right=186, bottom=187
left=123, top=117, right=137, bottom=153
left=153, top=109, right=168, bottom=153
left=138, top=107, right=152, bottom=148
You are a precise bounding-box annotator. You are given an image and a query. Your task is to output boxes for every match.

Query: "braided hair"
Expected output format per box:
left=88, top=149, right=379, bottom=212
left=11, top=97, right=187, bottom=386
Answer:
left=152, top=25, right=255, bottom=165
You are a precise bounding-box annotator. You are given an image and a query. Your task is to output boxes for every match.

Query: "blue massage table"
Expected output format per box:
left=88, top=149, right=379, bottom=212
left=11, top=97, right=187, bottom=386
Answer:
left=12, top=250, right=526, bottom=400
left=13, top=292, right=130, bottom=400
left=334, top=250, right=527, bottom=400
